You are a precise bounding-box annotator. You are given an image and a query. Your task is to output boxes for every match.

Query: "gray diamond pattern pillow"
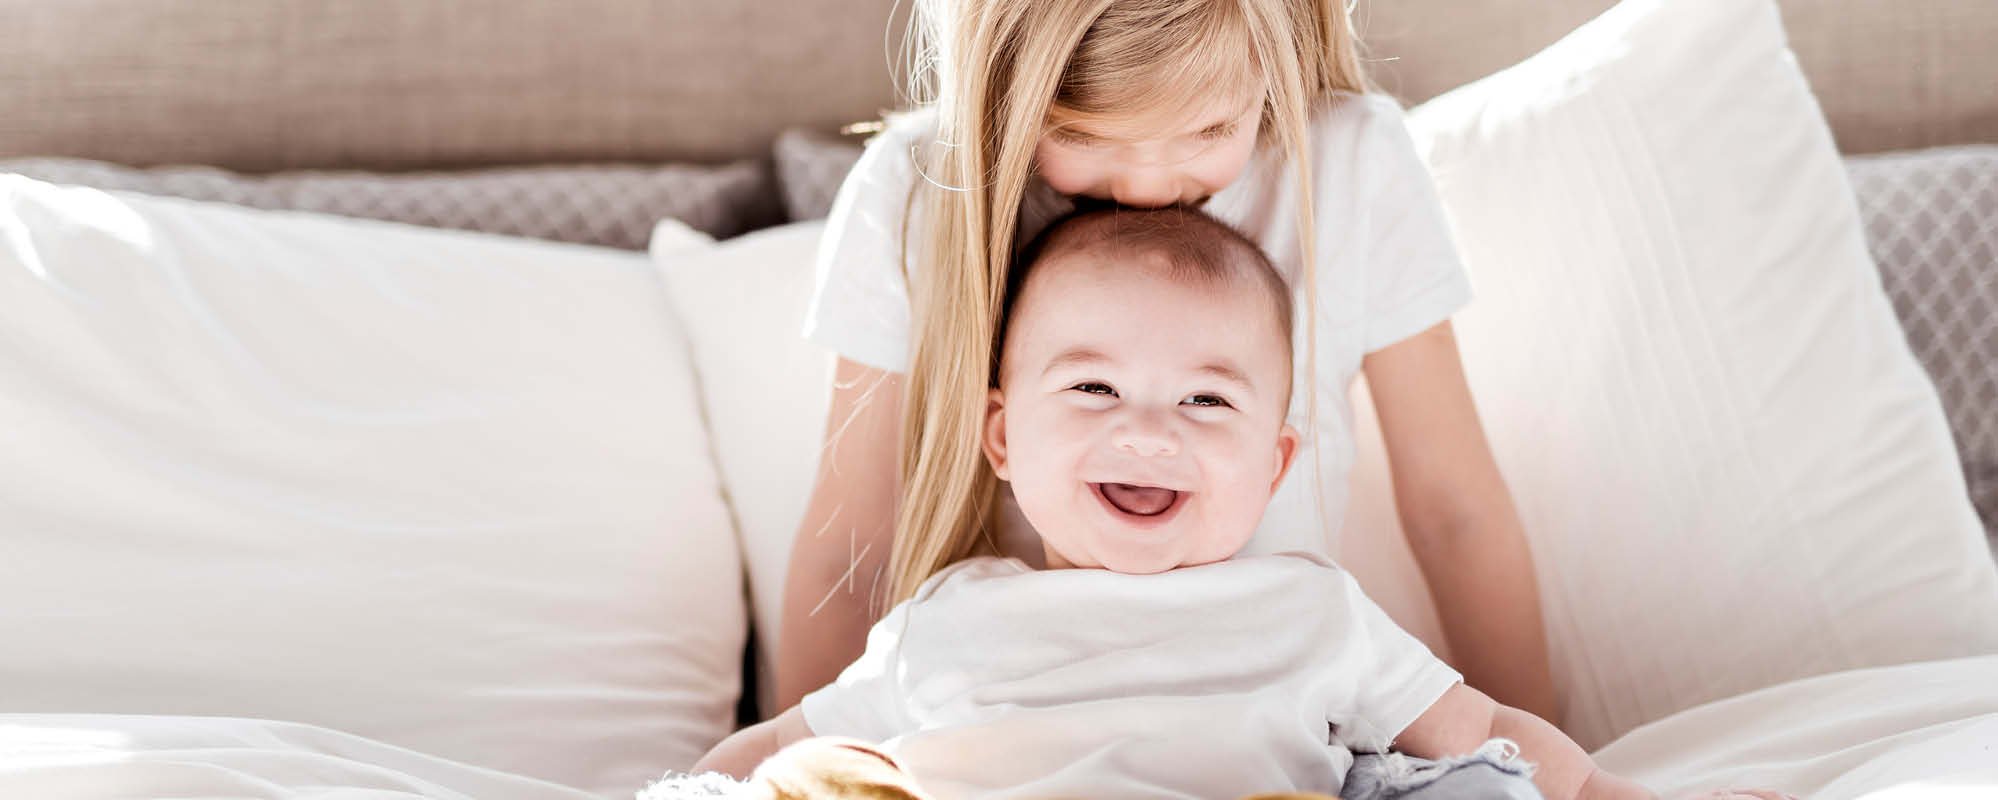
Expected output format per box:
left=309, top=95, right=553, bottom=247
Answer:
left=0, top=158, right=780, bottom=249
left=774, top=128, right=865, bottom=222
left=1846, top=146, right=1997, bottom=543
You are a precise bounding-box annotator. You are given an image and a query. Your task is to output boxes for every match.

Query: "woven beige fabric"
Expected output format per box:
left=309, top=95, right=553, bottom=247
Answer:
left=0, top=0, right=1985, bottom=170
left=0, top=0, right=908, bottom=170
left=1355, top=0, right=1997, bottom=154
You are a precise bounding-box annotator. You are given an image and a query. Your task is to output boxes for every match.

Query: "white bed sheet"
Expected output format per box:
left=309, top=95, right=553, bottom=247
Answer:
left=0, top=715, right=602, bottom=800
left=7, top=656, right=1995, bottom=800
left=1593, top=654, right=1998, bottom=799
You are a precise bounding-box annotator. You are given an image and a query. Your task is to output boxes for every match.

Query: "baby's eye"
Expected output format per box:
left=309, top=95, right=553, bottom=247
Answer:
left=1183, top=393, right=1233, bottom=408
left=1071, top=381, right=1118, bottom=397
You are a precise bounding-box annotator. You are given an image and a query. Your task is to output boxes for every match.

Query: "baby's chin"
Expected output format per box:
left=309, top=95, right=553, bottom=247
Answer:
left=1048, top=532, right=1245, bottom=575
left=1092, top=552, right=1184, bottom=575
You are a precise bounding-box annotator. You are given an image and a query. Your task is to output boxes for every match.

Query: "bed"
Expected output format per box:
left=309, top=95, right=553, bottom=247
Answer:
left=2, top=1, right=1995, bottom=798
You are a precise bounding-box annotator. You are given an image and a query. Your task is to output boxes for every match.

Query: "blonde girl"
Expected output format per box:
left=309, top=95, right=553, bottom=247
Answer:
left=778, top=0, right=1558, bottom=723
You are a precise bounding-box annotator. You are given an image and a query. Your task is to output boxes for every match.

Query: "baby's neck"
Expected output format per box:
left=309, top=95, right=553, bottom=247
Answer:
left=1037, top=542, right=1246, bottom=574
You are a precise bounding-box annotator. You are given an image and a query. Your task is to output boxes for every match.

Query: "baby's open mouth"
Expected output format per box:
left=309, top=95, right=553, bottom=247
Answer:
left=1094, top=482, right=1183, bottom=517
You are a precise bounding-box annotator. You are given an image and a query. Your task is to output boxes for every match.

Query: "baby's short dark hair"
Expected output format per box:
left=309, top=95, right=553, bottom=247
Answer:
left=997, top=205, right=1293, bottom=383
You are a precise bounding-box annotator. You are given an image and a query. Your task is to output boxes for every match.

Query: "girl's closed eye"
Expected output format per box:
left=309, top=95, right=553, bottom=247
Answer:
left=1050, top=128, right=1104, bottom=148
left=1195, top=122, right=1237, bottom=141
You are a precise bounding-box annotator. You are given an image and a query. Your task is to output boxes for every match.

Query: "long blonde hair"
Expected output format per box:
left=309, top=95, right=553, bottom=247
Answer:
left=885, top=0, right=1371, bottom=605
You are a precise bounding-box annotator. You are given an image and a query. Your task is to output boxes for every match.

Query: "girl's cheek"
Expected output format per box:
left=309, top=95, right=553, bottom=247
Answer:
left=1202, top=147, right=1255, bottom=190
left=1033, top=147, right=1095, bottom=195
left=1040, top=169, right=1089, bottom=197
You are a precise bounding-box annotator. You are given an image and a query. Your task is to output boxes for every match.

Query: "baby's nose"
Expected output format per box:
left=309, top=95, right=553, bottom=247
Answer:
left=1114, top=421, right=1180, bottom=458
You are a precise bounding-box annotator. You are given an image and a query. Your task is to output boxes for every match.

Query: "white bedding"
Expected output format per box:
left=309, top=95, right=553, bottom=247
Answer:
left=0, top=715, right=599, bottom=800
left=1592, top=654, right=1998, bottom=799
left=7, top=656, right=1994, bottom=799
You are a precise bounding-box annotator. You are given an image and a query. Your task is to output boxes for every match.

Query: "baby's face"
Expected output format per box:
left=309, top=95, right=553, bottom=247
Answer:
left=984, top=249, right=1299, bottom=574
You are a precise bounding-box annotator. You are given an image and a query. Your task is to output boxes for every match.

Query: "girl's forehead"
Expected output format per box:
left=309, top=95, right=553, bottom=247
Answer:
left=1046, top=83, right=1265, bottom=138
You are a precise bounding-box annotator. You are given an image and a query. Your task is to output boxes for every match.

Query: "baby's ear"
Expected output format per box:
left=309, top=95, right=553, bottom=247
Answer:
left=1270, top=422, right=1301, bottom=495
left=981, top=387, right=1011, bottom=481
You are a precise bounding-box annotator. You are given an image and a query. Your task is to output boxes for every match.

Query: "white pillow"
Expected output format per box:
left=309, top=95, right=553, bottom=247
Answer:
left=653, top=221, right=835, bottom=720
left=1340, top=0, right=1998, bottom=751
left=651, top=215, right=717, bottom=259
left=0, top=176, right=745, bottom=796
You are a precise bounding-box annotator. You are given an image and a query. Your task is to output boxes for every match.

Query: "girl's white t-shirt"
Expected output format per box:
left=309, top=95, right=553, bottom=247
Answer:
left=804, top=92, right=1472, bottom=555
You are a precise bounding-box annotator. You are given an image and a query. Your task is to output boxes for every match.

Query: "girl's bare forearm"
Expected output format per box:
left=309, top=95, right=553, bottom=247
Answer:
left=1409, top=513, right=1559, bottom=722
left=772, top=358, right=904, bottom=710
left=774, top=524, right=889, bottom=708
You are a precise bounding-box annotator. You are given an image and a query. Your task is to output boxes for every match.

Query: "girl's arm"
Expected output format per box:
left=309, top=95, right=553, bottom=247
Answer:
left=773, top=357, right=906, bottom=710
left=1394, top=683, right=1654, bottom=800
left=1360, top=320, right=1561, bottom=723
left=692, top=706, right=814, bottom=778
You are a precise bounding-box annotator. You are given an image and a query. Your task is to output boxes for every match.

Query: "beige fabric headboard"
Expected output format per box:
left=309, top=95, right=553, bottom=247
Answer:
left=0, top=1, right=911, bottom=171
left=1358, top=0, right=1998, bottom=156
left=2, top=0, right=1990, bottom=171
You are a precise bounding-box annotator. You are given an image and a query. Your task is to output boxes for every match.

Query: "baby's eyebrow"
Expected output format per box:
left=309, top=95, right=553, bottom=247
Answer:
left=1041, top=347, right=1111, bottom=377
left=1195, top=362, right=1256, bottom=393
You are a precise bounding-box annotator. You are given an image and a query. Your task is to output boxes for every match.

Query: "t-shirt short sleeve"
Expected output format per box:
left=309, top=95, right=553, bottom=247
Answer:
left=798, top=596, right=919, bottom=742
left=1325, top=570, right=1464, bottom=753
left=801, top=115, right=931, bottom=374
left=1349, top=95, right=1474, bottom=354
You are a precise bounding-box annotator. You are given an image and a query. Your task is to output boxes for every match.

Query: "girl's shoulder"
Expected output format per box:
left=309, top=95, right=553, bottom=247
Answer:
left=1300, top=91, right=1421, bottom=161
left=823, top=107, right=943, bottom=228
left=1233, top=91, right=1433, bottom=211
left=853, top=107, right=941, bottom=176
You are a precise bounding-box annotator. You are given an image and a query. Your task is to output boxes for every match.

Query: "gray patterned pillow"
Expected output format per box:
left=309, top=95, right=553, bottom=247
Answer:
left=0, top=157, right=781, bottom=249
left=1846, top=146, right=1998, bottom=543
left=774, top=128, right=865, bottom=222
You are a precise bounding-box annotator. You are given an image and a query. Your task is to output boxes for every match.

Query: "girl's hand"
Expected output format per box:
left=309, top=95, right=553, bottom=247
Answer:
left=1675, top=790, right=1798, bottom=800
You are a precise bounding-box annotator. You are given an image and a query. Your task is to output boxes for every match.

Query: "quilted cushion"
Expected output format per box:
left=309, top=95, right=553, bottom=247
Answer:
left=0, top=157, right=780, bottom=248
left=773, top=127, right=864, bottom=222
left=1846, top=146, right=1998, bottom=544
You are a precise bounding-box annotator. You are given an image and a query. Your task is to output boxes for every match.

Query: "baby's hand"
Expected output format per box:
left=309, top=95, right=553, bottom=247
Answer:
left=1675, top=789, right=1797, bottom=800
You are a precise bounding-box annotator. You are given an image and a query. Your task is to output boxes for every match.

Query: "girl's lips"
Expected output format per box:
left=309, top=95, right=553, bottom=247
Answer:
left=1091, top=482, right=1188, bottom=529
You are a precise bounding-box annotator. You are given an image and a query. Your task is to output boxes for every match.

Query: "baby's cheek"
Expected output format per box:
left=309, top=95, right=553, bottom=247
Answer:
left=1197, top=431, right=1281, bottom=505
left=1037, top=412, right=1103, bottom=450
left=1011, top=414, right=1085, bottom=478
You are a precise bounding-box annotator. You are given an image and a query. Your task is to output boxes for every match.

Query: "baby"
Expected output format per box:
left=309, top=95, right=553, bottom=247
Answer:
left=694, top=207, right=1764, bottom=800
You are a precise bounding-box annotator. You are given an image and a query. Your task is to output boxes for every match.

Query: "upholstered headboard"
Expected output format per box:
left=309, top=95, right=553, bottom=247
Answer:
left=1360, top=0, right=1997, bottom=155
left=1, top=0, right=1991, bottom=170
left=0, top=1, right=912, bottom=170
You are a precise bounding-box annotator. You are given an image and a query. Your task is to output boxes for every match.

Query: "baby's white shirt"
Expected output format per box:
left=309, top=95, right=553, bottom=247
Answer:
left=803, top=92, right=1474, bottom=555
left=799, top=552, right=1463, bottom=800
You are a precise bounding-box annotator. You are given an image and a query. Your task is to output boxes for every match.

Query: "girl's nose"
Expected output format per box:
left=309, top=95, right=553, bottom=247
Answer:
left=1109, top=169, right=1178, bottom=208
